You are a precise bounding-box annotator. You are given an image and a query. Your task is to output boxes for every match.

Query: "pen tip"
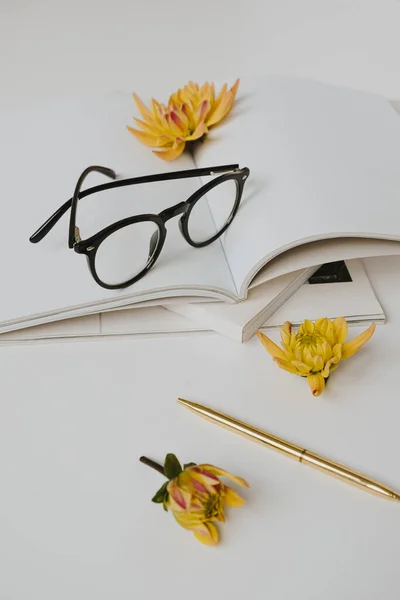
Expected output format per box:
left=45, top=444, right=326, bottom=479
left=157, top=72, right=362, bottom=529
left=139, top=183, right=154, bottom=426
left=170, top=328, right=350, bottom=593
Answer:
left=177, top=398, right=204, bottom=413
left=177, top=397, right=191, bottom=408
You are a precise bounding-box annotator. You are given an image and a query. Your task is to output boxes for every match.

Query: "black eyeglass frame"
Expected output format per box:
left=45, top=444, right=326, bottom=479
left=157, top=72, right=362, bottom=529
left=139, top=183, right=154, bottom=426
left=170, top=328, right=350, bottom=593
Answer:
left=30, top=163, right=250, bottom=290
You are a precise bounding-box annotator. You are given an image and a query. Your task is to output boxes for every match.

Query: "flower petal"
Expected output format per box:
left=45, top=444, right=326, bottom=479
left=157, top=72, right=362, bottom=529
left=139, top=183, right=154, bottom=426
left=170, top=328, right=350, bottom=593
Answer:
left=321, top=356, right=339, bottom=378
left=206, top=79, right=239, bottom=127
left=153, top=141, right=186, bottom=161
left=325, top=320, right=335, bottom=345
left=188, top=467, right=220, bottom=493
left=191, top=478, right=208, bottom=494
left=320, top=341, right=332, bottom=362
left=312, top=355, right=324, bottom=371
left=274, top=357, right=301, bottom=374
left=193, top=522, right=219, bottom=546
left=332, top=344, right=342, bottom=361
left=206, top=93, right=232, bottom=127
left=294, top=343, right=302, bottom=361
left=194, top=99, right=211, bottom=125
left=229, top=78, right=240, bottom=101
left=185, top=122, right=208, bottom=141
left=169, top=111, right=188, bottom=134
left=173, top=510, right=205, bottom=529
left=224, top=485, right=246, bottom=507
left=167, top=482, right=192, bottom=511
left=151, top=98, right=163, bottom=121
left=155, top=133, right=176, bottom=147
left=302, top=319, right=314, bottom=334
left=291, top=360, right=311, bottom=375
left=334, top=317, right=348, bottom=344
left=257, top=331, right=287, bottom=360
left=314, top=317, right=328, bottom=334
left=181, top=102, right=196, bottom=130
left=307, top=373, right=325, bottom=397
left=168, top=90, right=181, bottom=106
left=208, top=83, right=227, bottom=116
left=302, top=347, right=314, bottom=369
left=280, top=321, right=292, bottom=347
left=132, top=117, right=163, bottom=135
left=126, top=126, right=160, bottom=147
left=341, top=323, right=376, bottom=359
left=199, top=465, right=249, bottom=488
left=132, top=93, right=153, bottom=122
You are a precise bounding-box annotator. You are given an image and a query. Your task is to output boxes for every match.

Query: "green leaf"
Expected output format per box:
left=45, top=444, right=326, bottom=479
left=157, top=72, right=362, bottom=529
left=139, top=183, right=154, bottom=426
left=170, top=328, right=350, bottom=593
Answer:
left=183, top=462, right=197, bottom=469
left=164, top=453, right=182, bottom=480
left=152, top=481, right=169, bottom=504
left=163, top=495, right=169, bottom=512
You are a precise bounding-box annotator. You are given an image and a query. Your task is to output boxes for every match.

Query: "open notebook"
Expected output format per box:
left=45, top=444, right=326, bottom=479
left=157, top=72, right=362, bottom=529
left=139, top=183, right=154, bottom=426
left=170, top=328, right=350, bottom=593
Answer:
left=1, top=77, right=400, bottom=333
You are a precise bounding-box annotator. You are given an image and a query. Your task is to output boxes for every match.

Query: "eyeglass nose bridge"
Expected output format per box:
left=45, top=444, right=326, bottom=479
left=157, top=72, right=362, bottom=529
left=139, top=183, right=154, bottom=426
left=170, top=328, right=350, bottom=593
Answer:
left=159, top=201, right=188, bottom=223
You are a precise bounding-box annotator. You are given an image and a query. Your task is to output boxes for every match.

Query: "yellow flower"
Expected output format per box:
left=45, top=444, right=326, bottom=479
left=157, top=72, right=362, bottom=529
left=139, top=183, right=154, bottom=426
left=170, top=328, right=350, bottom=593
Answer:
left=147, top=454, right=249, bottom=546
left=166, top=463, right=248, bottom=546
left=127, top=79, right=239, bottom=161
left=257, top=318, right=376, bottom=397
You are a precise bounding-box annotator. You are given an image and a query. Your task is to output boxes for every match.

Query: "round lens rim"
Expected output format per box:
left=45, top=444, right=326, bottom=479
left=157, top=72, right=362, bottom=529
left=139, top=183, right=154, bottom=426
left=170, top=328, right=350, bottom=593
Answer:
left=85, top=215, right=166, bottom=290
left=182, top=174, right=242, bottom=248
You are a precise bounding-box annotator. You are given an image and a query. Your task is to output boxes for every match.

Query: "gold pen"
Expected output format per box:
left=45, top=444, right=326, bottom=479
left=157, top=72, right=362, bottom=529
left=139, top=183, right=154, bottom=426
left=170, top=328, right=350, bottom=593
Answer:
left=178, top=398, right=400, bottom=502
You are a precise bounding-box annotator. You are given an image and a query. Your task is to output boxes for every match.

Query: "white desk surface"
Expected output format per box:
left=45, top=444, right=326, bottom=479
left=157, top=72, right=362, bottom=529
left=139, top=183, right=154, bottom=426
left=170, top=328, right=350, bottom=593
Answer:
left=1, top=2, right=400, bottom=598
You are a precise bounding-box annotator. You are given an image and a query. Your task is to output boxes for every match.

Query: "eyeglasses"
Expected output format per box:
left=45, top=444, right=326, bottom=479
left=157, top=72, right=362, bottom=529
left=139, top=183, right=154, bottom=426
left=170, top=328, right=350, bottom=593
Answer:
left=29, top=163, right=250, bottom=290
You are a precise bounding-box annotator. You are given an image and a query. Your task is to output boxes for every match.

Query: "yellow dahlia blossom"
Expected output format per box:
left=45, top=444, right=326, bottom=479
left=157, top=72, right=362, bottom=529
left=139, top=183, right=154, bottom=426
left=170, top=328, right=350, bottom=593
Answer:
left=145, top=453, right=249, bottom=546
left=127, top=79, right=239, bottom=160
left=257, top=317, right=376, bottom=397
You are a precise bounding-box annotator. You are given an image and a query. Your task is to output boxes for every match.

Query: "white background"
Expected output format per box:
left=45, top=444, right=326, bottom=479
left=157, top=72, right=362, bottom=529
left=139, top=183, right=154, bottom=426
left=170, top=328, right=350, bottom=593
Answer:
left=1, top=1, right=400, bottom=598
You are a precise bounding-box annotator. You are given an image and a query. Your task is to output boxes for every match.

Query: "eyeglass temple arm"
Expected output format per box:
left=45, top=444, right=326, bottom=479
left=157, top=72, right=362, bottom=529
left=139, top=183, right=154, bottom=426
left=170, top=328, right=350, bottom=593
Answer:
left=29, top=166, right=116, bottom=244
left=68, top=166, right=116, bottom=248
left=29, top=163, right=239, bottom=244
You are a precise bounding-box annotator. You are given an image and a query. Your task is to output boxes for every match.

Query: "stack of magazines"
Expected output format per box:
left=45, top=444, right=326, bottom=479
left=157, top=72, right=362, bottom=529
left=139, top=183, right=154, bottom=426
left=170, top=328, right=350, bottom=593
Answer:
left=1, top=77, right=400, bottom=344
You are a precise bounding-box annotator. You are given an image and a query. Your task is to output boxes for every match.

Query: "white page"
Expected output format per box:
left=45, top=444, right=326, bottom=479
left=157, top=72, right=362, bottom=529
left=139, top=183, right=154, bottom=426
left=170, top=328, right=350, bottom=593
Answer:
left=0, top=307, right=196, bottom=342
left=165, top=268, right=315, bottom=342
left=264, top=259, right=385, bottom=327
left=249, top=237, right=400, bottom=288
left=0, top=93, right=236, bottom=331
left=0, top=259, right=384, bottom=344
left=0, top=314, right=100, bottom=341
left=194, top=76, right=400, bottom=294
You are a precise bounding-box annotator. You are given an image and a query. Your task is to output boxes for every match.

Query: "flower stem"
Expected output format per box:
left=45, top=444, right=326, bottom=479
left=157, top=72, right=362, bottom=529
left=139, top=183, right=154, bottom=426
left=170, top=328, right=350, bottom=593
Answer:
left=140, top=456, right=165, bottom=476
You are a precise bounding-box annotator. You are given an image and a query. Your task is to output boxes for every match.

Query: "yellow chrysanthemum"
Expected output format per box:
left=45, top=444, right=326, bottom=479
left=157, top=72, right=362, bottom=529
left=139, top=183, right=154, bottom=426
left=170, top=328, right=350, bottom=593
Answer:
left=127, top=79, right=239, bottom=160
left=257, top=318, right=376, bottom=397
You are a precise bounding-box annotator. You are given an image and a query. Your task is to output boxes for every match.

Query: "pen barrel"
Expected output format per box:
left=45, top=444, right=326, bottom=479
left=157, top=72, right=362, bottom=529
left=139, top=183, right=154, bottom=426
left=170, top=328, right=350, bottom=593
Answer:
left=243, top=427, right=305, bottom=460
left=301, top=451, right=397, bottom=500
left=183, top=402, right=304, bottom=460
left=214, top=418, right=305, bottom=460
left=178, top=399, right=400, bottom=502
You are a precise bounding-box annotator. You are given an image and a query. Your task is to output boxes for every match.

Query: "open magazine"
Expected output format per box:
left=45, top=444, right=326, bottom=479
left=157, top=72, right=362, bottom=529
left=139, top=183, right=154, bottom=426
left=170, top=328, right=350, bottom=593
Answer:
left=166, top=259, right=385, bottom=341
left=0, top=260, right=385, bottom=344
left=1, top=76, right=400, bottom=333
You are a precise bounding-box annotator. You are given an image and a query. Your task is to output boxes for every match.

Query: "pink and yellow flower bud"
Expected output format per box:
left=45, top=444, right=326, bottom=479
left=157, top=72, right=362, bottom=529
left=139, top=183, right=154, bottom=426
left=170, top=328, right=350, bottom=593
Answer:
left=147, top=454, right=249, bottom=546
left=166, top=464, right=248, bottom=545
